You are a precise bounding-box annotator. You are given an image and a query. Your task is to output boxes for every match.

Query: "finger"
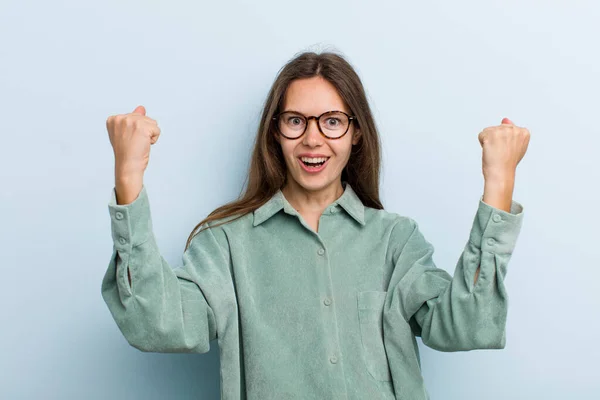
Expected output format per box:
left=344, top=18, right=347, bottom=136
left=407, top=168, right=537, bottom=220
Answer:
left=150, top=129, right=160, bottom=144
left=132, top=105, right=146, bottom=116
left=501, top=117, right=513, bottom=125
left=138, top=115, right=157, bottom=124
left=150, top=124, right=161, bottom=139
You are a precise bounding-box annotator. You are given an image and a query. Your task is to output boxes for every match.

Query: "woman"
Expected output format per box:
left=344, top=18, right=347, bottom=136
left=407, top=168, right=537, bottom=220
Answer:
left=103, top=50, right=529, bottom=399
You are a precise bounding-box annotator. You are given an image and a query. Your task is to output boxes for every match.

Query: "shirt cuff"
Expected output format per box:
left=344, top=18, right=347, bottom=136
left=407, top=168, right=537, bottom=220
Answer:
left=468, top=196, right=525, bottom=255
left=108, top=184, right=153, bottom=252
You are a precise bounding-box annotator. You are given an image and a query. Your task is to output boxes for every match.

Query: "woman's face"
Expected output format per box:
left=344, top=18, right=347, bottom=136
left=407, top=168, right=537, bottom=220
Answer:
left=275, top=76, right=361, bottom=193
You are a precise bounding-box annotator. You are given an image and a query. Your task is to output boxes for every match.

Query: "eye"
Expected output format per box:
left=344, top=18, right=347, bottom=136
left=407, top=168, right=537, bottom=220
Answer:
left=325, top=117, right=341, bottom=127
left=283, top=114, right=304, bottom=126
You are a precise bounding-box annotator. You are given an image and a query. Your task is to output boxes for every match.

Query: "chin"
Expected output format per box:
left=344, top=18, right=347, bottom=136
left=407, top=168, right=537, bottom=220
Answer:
left=292, top=174, right=340, bottom=192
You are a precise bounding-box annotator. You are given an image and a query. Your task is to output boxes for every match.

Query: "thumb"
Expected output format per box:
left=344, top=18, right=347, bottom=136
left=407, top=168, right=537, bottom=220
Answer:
left=132, top=105, right=146, bottom=116
left=501, top=117, right=513, bottom=125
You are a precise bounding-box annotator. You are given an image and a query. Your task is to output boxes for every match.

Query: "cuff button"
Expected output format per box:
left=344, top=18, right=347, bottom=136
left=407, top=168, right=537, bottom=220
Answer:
left=492, top=214, right=502, bottom=223
left=115, top=211, right=124, bottom=220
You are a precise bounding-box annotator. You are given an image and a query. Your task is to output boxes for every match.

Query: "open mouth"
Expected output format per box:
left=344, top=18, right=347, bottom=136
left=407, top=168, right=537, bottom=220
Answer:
left=298, top=156, right=330, bottom=172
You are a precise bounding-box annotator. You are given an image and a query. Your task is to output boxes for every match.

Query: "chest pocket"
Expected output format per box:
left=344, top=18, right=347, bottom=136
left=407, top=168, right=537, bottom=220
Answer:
left=357, top=290, right=392, bottom=382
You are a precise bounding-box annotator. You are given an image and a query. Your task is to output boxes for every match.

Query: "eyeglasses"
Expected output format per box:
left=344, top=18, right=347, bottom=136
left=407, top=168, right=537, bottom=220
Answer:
left=272, top=110, right=356, bottom=140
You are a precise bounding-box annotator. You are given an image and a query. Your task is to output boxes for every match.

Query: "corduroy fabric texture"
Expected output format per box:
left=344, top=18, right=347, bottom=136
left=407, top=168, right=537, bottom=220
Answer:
left=101, top=181, right=524, bottom=399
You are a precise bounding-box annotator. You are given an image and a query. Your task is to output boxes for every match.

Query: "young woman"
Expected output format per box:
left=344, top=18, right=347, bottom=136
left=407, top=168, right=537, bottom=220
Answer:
left=103, top=51, right=529, bottom=399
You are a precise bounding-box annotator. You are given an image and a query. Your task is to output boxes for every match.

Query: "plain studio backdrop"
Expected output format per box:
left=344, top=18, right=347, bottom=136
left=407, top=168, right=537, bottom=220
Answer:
left=1, top=0, right=598, bottom=399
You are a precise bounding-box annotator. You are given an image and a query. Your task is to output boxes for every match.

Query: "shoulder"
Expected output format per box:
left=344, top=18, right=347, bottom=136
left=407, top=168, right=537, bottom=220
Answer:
left=187, top=212, right=252, bottom=253
left=363, top=206, right=418, bottom=233
left=363, top=206, right=431, bottom=261
left=363, top=206, right=426, bottom=251
left=199, top=211, right=254, bottom=243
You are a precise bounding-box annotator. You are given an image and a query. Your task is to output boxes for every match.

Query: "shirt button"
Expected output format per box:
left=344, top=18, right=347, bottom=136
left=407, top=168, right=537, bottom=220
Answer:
left=329, top=355, right=338, bottom=364
left=115, top=211, right=124, bottom=220
left=487, top=238, right=495, bottom=246
left=493, top=214, right=502, bottom=223
left=317, top=248, right=325, bottom=256
left=119, top=237, right=127, bottom=245
left=323, top=297, right=332, bottom=306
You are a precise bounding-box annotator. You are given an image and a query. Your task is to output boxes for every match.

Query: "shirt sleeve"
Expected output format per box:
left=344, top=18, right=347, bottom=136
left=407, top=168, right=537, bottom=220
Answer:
left=100, top=184, right=234, bottom=353
left=383, top=196, right=524, bottom=352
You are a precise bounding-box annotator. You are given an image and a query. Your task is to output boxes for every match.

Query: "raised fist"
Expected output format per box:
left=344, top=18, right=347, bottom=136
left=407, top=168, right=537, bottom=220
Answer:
left=106, top=105, right=161, bottom=178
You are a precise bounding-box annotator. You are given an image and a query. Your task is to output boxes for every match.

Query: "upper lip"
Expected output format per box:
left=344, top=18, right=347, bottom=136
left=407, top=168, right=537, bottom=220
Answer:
left=297, top=153, right=331, bottom=158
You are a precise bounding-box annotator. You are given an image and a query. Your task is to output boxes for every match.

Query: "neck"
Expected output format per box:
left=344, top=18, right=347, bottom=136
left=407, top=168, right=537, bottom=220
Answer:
left=281, top=178, right=345, bottom=214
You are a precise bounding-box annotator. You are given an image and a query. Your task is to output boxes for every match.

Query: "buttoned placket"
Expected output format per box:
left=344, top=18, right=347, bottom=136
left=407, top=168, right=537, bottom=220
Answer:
left=483, top=212, right=503, bottom=250
left=292, top=203, right=349, bottom=399
left=114, top=211, right=128, bottom=245
left=111, top=207, right=134, bottom=298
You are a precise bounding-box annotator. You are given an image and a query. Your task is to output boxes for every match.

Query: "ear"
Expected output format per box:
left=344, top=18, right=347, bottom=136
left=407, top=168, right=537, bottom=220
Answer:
left=352, top=129, right=361, bottom=145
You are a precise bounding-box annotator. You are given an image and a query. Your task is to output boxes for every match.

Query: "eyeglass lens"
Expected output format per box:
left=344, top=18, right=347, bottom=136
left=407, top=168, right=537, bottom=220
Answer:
left=277, top=111, right=350, bottom=139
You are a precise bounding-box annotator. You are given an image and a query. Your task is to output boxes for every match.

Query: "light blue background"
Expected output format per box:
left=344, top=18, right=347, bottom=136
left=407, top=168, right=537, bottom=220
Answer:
left=1, top=0, right=598, bottom=399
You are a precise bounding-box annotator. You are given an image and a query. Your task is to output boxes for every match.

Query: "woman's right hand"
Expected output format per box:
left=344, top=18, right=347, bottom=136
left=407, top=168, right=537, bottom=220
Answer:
left=106, top=105, right=161, bottom=179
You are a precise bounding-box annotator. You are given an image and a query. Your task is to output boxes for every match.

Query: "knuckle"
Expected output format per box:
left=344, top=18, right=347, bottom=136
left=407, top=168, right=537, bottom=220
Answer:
left=124, top=116, right=135, bottom=128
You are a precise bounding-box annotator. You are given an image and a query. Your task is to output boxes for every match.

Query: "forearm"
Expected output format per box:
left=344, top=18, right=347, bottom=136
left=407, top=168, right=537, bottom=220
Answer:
left=474, top=173, right=516, bottom=284
left=114, top=162, right=144, bottom=205
left=482, top=173, right=515, bottom=213
left=103, top=185, right=218, bottom=353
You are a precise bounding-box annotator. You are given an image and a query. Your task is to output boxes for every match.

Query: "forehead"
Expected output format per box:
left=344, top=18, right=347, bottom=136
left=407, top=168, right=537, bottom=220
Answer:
left=283, top=76, right=348, bottom=114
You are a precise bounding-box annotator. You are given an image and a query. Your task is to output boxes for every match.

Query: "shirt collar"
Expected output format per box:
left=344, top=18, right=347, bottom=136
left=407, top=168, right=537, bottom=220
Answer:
left=253, top=181, right=366, bottom=227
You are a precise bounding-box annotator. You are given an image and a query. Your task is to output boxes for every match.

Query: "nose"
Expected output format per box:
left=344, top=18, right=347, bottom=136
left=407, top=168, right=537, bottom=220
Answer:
left=302, top=118, right=323, bottom=147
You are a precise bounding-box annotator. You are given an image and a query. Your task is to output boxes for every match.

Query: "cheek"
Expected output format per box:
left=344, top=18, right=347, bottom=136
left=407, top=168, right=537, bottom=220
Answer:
left=332, top=143, right=353, bottom=160
left=280, top=142, right=298, bottom=162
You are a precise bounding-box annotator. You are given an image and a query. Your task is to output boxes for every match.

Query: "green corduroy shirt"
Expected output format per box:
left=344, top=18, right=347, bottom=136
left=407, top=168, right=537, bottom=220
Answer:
left=101, top=181, right=524, bottom=400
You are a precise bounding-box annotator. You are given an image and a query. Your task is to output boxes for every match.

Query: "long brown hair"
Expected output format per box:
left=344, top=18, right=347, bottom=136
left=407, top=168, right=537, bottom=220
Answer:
left=184, top=49, right=383, bottom=252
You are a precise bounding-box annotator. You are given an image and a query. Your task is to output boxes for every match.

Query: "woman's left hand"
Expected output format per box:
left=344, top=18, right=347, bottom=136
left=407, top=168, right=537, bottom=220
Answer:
left=478, top=117, right=531, bottom=181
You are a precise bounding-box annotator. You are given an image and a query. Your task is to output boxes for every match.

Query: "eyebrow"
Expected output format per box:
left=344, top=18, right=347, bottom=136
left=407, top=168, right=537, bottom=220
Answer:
left=280, top=109, right=348, bottom=115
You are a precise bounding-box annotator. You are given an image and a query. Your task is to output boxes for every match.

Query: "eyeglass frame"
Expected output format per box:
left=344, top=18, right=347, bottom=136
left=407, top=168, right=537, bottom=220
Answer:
left=272, top=110, right=356, bottom=140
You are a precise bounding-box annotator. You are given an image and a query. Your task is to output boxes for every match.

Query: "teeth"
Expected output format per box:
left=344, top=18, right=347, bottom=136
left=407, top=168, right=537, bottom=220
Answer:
left=300, top=157, right=329, bottom=163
